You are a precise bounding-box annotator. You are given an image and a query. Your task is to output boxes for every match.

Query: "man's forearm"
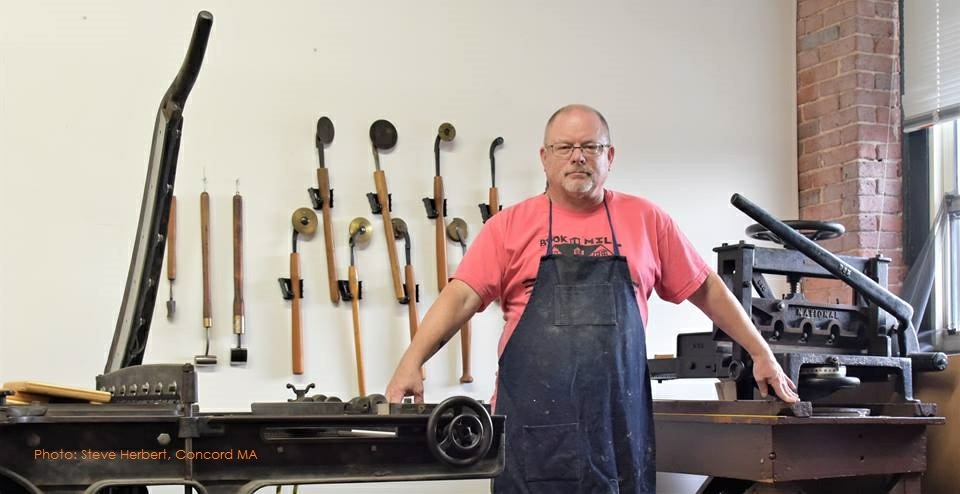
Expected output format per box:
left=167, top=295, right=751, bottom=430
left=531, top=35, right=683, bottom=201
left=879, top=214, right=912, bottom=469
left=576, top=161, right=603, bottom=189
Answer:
left=688, top=272, right=775, bottom=360
left=398, top=280, right=482, bottom=368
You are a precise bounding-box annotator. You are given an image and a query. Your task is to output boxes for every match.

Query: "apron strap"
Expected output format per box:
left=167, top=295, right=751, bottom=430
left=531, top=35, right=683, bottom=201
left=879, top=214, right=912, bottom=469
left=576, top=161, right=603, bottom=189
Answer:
left=546, top=193, right=620, bottom=256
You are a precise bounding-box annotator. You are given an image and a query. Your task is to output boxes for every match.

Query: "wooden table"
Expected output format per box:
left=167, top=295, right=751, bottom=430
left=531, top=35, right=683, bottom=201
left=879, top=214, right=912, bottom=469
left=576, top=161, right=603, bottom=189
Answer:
left=654, top=400, right=943, bottom=494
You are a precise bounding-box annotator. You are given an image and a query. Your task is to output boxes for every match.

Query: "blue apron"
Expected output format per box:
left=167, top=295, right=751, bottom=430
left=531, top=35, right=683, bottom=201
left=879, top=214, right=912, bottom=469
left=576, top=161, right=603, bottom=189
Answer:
left=493, top=199, right=655, bottom=494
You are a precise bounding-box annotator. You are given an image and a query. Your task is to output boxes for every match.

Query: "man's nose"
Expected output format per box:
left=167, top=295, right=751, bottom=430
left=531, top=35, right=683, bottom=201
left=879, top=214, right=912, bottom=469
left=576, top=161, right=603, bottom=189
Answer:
left=570, top=147, right=587, bottom=162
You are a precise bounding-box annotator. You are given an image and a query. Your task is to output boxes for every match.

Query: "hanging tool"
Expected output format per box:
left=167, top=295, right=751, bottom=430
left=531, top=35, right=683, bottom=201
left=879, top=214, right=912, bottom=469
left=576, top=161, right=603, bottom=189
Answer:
left=308, top=116, right=340, bottom=304
left=422, top=122, right=456, bottom=291
left=446, top=218, right=473, bottom=383
left=422, top=123, right=473, bottom=383
left=479, top=137, right=504, bottom=223
left=231, top=181, right=247, bottom=366
left=282, top=208, right=317, bottom=375
left=196, top=182, right=217, bottom=367
left=166, top=195, right=177, bottom=318
left=366, top=119, right=405, bottom=303
left=342, top=217, right=373, bottom=396
left=392, top=218, right=424, bottom=379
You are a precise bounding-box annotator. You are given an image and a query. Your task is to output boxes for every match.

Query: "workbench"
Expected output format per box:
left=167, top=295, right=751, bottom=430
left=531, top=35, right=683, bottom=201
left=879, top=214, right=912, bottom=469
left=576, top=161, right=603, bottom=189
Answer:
left=654, top=400, right=943, bottom=494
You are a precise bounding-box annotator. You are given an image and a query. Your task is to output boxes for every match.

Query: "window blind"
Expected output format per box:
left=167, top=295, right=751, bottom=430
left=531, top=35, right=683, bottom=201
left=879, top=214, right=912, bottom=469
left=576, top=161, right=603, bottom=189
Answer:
left=903, top=0, right=960, bottom=132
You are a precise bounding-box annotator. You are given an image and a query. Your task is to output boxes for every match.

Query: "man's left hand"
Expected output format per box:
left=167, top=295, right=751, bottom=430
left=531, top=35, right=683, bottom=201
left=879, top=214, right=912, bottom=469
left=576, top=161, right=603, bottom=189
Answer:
left=753, top=354, right=800, bottom=403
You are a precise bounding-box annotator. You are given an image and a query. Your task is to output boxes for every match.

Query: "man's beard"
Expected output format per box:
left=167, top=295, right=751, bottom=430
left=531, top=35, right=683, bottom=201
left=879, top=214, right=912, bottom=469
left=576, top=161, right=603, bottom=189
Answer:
left=562, top=173, right=595, bottom=194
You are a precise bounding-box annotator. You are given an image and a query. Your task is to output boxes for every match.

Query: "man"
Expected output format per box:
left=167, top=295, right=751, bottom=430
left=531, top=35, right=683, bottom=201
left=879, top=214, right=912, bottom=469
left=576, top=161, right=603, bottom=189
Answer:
left=386, top=104, right=798, bottom=493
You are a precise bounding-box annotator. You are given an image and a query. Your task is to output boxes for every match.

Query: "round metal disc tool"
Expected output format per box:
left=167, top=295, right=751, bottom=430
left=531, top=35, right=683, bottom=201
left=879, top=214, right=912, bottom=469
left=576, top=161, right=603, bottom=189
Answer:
left=348, top=217, right=373, bottom=244
left=446, top=218, right=468, bottom=242
left=369, top=119, right=398, bottom=150
left=292, top=208, right=318, bottom=235
left=437, top=122, right=456, bottom=142
left=316, top=116, right=335, bottom=146
left=391, top=218, right=408, bottom=239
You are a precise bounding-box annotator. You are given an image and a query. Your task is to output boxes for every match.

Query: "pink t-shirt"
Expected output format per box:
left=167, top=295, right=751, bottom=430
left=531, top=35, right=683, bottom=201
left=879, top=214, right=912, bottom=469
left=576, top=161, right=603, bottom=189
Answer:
left=453, top=190, right=710, bottom=357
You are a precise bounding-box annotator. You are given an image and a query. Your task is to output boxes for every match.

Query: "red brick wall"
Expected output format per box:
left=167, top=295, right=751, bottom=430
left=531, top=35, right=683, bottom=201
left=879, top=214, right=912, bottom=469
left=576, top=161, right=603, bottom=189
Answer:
left=796, top=0, right=903, bottom=301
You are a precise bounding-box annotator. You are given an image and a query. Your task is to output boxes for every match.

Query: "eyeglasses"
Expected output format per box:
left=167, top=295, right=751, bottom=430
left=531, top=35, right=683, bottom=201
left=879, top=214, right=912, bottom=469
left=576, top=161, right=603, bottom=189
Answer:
left=546, top=142, right=610, bottom=158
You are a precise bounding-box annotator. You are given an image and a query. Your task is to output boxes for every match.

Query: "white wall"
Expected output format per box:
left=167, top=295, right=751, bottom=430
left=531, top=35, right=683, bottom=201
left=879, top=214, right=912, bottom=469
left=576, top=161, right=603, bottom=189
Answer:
left=0, top=1, right=798, bottom=492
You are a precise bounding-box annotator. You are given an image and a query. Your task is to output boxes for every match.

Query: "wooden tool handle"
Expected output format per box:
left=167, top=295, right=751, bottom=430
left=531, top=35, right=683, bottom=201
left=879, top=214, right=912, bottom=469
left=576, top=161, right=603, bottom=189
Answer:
left=317, top=167, right=340, bottom=304
left=434, top=176, right=448, bottom=291
left=291, top=252, right=303, bottom=375
left=460, top=319, right=473, bottom=383
left=233, top=193, right=244, bottom=320
left=167, top=195, right=177, bottom=281
left=374, top=170, right=404, bottom=302
left=200, top=191, right=212, bottom=323
left=405, top=263, right=425, bottom=379
left=349, top=265, right=366, bottom=396
left=405, top=264, right=419, bottom=341
left=489, top=187, right=500, bottom=217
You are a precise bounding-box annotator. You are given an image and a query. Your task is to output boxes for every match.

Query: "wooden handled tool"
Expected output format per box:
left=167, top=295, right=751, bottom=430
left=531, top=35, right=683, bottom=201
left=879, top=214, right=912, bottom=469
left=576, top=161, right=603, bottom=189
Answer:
left=347, top=217, right=373, bottom=396
left=480, top=137, right=504, bottom=223
left=166, top=195, right=177, bottom=318
left=289, top=208, right=318, bottom=375
left=348, top=264, right=365, bottom=396
left=447, top=218, right=472, bottom=383
left=392, top=218, right=424, bottom=379
left=434, top=175, right=448, bottom=291
left=196, top=189, right=217, bottom=366
left=429, top=123, right=456, bottom=290
left=291, top=251, right=303, bottom=374
left=368, top=119, right=404, bottom=303
left=315, top=116, right=340, bottom=304
left=231, top=185, right=247, bottom=365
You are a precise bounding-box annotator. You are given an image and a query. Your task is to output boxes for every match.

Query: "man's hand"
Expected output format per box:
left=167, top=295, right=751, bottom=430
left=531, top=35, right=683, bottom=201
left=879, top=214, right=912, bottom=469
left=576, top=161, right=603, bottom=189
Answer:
left=385, top=361, right=425, bottom=404
left=753, top=353, right=800, bottom=403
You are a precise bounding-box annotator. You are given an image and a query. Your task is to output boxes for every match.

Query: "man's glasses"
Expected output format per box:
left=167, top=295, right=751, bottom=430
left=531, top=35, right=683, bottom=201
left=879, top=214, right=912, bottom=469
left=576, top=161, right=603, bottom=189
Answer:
left=546, top=142, right=610, bottom=158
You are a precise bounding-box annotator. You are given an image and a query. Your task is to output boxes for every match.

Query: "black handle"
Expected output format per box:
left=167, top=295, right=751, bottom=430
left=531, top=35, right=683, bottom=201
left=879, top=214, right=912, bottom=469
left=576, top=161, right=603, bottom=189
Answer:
left=165, top=11, right=213, bottom=110
left=730, top=193, right=924, bottom=357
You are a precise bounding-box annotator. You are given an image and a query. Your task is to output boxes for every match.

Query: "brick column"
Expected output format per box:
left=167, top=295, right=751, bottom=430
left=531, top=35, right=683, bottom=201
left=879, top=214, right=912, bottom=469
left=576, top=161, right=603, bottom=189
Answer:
left=796, top=0, right=903, bottom=301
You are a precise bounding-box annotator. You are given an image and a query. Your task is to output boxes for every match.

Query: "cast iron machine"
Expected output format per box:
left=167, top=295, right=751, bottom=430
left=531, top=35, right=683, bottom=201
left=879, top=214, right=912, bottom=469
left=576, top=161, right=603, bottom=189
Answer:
left=0, top=11, right=503, bottom=493
left=650, top=194, right=948, bottom=408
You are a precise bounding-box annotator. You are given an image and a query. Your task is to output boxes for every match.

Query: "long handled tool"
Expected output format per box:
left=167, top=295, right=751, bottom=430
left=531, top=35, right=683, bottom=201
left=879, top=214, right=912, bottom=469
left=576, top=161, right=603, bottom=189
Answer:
left=423, top=123, right=456, bottom=291
left=479, top=137, right=504, bottom=223
left=231, top=181, right=247, bottom=365
left=311, top=116, right=340, bottom=304
left=346, top=217, right=373, bottom=396
left=392, top=218, right=424, bottom=379
left=421, top=123, right=473, bottom=383
left=196, top=186, right=217, bottom=367
left=166, top=195, right=177, bottom=318
left=446, top=218, right=473, bottom=383
left=288, top=208, right=318, bottom=375
left=367, top=119, right=405, bottom=303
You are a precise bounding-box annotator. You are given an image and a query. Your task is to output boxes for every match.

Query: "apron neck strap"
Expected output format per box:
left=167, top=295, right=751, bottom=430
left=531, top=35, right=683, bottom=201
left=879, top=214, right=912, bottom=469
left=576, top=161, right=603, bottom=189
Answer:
left=546, top=192, right=620, bottom=256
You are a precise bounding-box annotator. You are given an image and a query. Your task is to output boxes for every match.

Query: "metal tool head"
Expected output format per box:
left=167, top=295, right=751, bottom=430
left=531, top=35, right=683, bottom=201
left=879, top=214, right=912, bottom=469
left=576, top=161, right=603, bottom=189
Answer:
left=194, top=354, right=217, bottom=366
left=316, top=116, right=335, bottom=148
left=446, top=218, right=468, bottom=242
left=392, top=218, right=412, bottom=264
left=230, top=347, right=248, bottom=366
left=437, top=122, right=456, bottom=142
left=369, top=119, right=398, bottom=150
left=315, top=116, right=335, bottom=168
left=348, top=217, right=374, bottom=245
left=166, top=299, right=176, bottom=319
left=489, top=136, right=504, bottom=186
left=292, top=208, right=318, bottom=236
left=391, top=217, right=408, bottom=239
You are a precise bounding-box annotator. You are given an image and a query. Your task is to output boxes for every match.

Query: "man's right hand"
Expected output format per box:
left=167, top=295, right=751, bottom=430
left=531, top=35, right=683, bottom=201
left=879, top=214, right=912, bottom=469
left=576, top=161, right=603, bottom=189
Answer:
left=385, top=360, right=425, bottom=403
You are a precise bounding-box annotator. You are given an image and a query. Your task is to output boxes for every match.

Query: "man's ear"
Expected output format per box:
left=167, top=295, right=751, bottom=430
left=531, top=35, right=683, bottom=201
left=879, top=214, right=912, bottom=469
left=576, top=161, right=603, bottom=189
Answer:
left=606, top=145, right=615, bottom=170
left=539, top=146, right=548, bottom=170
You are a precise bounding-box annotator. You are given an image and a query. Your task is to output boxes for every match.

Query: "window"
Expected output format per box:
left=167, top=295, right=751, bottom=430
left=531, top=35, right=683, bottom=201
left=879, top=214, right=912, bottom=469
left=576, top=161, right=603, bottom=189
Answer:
left=931, top=121, right=959, bottom=336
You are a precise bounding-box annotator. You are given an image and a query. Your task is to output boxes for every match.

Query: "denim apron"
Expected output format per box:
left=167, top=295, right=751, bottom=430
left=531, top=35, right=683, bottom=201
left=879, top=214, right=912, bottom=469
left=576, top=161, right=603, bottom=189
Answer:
left=493, top=199, right=655, bottom=493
